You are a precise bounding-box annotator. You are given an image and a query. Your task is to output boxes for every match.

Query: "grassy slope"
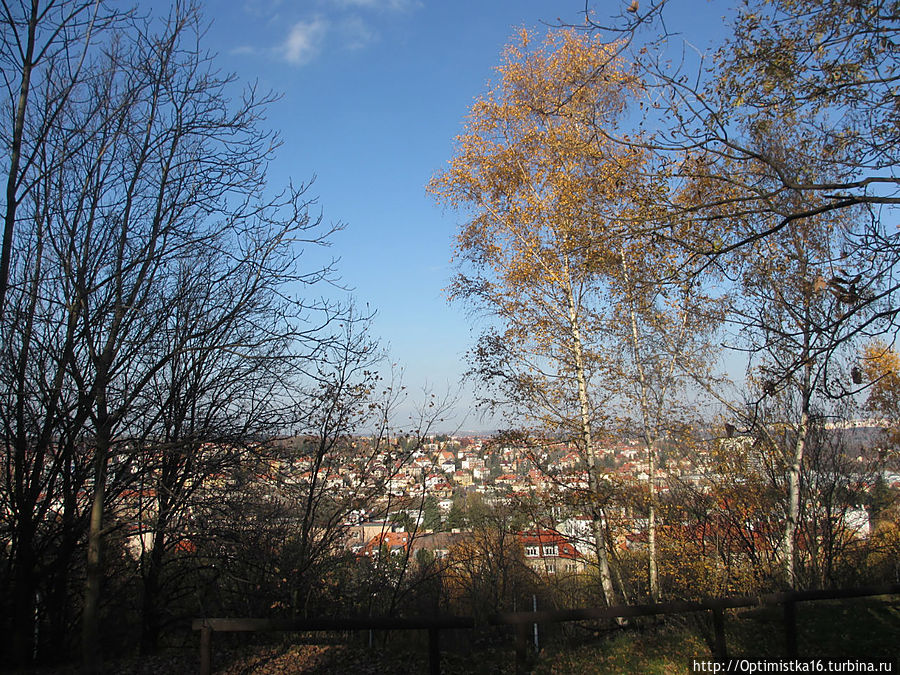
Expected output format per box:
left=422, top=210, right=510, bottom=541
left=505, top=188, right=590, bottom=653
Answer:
left=532, top=596, right=899, bottom=674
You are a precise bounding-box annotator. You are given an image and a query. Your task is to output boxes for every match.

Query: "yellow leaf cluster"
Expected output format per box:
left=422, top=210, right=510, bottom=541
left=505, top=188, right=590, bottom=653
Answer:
left=427, top=27, right=661, bottom=333
left=861, top=339, right=900, bottom=420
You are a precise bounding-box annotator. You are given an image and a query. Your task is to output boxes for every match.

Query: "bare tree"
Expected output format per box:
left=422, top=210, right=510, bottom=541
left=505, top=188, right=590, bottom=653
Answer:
left=0, top=0, right=122, bottom=320
left=0, top=2, right=124, bottom=664
left=130, top=214, right=339, bottom=653
left=1, top=1, right=350, bottom=667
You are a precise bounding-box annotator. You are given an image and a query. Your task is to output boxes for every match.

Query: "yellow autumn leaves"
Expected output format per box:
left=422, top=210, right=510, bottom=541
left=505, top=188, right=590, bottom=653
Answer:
left=428, top=29, right=662, bottom=332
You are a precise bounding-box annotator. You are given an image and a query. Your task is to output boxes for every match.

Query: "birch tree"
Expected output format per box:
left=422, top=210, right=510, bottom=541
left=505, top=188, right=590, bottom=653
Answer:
left=589, top=0, right=896, bottom=587
left=430, top=26, right=721, bottom=602
left=429, top=28, right=653, bottom=605
left=612, top=243, right=720, bottom=599
left=585, top=0, right=900, bottom=332
left=706, top=182, right=877, bottom=587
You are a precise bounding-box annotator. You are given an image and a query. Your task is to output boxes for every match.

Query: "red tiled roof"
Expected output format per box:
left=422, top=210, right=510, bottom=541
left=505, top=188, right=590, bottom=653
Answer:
left=517, top=529, right=580, bottom=559
left=357, top=531, right=412, bottom=557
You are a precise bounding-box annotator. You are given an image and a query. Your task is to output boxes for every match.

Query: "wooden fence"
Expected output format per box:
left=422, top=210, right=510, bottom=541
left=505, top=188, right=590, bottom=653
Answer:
left=193, top=582, right=900, bottom=674
left=192, top=615, right=475, bottom=675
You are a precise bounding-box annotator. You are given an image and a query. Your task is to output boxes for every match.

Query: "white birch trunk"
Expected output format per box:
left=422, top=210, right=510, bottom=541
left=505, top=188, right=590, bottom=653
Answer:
left=564, top=280, right=617, bottom=606
left=783, top=407, right=808, bottom=587
left=619, top=249, right=660, bottom=600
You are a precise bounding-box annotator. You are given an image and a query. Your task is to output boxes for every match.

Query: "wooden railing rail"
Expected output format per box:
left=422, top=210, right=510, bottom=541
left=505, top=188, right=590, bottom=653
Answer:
left=191, top=615, right=475, bottom=675
left=193, top=583, right=900, bottom=674
left=491, top=582, right=900, bottom=672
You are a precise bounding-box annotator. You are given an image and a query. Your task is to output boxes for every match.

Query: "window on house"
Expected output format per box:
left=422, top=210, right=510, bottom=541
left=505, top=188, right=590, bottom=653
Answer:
left=525, top=546, right=539, bottom=557
left=542, top=545, right=558, bottom=557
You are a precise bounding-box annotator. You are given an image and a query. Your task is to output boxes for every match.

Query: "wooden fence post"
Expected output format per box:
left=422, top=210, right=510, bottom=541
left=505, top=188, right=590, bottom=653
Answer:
left=515, top=622, right=529, bottom=674
left=712, top=607, right=728, bottom=660
left=428, top=627, right=440, bottom=675
left=199, top=625, right=212, bottom=675
left=783, top=595, right=798, bottom=658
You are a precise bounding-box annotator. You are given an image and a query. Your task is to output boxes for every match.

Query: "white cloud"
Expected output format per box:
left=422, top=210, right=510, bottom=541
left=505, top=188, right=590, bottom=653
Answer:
left=242, top=0, right=285, bottom=18
left=331, top=0, right=422, bottom=11
left=235, top=0, right=419, bottom=67
left=279, top=17, right=329, bottom=65
left=231, top=45, right=260, bottom=56
left=339, top=16, right=377, bottom=50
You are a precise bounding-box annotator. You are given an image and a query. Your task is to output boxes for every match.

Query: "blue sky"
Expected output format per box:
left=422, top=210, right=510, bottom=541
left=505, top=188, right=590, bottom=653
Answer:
left=166, top=0, right=731, bottom=432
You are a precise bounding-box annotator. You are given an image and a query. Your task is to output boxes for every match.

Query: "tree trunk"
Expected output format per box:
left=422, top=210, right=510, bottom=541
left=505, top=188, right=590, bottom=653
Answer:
left=140, top=536, right=164, bottom=655
left=782, top=290, right=814, bottom=589
left=83, top=414, right=111, bottom=671
left=565, top=281, right=617, bottom=606
left=783, top=408, right=808, bottom=588
left=48, top=457, right=79, bottom=664
left=0, top=0, right=37, bottom=320
left=141, top=488, right=172, bottom=655
left=11, top=517, right=37, bottom=666
left=619, top=248, right=660, bottom=601
left=647, top=444, right=658, bottom=600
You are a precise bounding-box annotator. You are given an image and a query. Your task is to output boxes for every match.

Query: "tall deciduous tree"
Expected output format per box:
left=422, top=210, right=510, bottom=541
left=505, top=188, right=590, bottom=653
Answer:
left=0, top=0, right=121, bottom=321
left=692, top=185, right=877, bottom=587
left=612, top=245, right=719, bottom=600
left=0, top=2, right=123, bottom=664
left=1, top=1, right=350, bottom=667
left=586, top=0, right=898, bottom=588
left=430, top=28, right=657, bottom=605
left=585, top=0, right=899, bottom=331
left=430, top=26, right=720, bottom=603
left=63, top=7, right=339, bottom=664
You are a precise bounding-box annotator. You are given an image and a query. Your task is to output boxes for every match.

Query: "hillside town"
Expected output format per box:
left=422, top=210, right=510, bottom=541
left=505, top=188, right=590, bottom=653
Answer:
left=166, top=427, right=897, bottom=581
left=5, top=0, right=900, bottom=670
